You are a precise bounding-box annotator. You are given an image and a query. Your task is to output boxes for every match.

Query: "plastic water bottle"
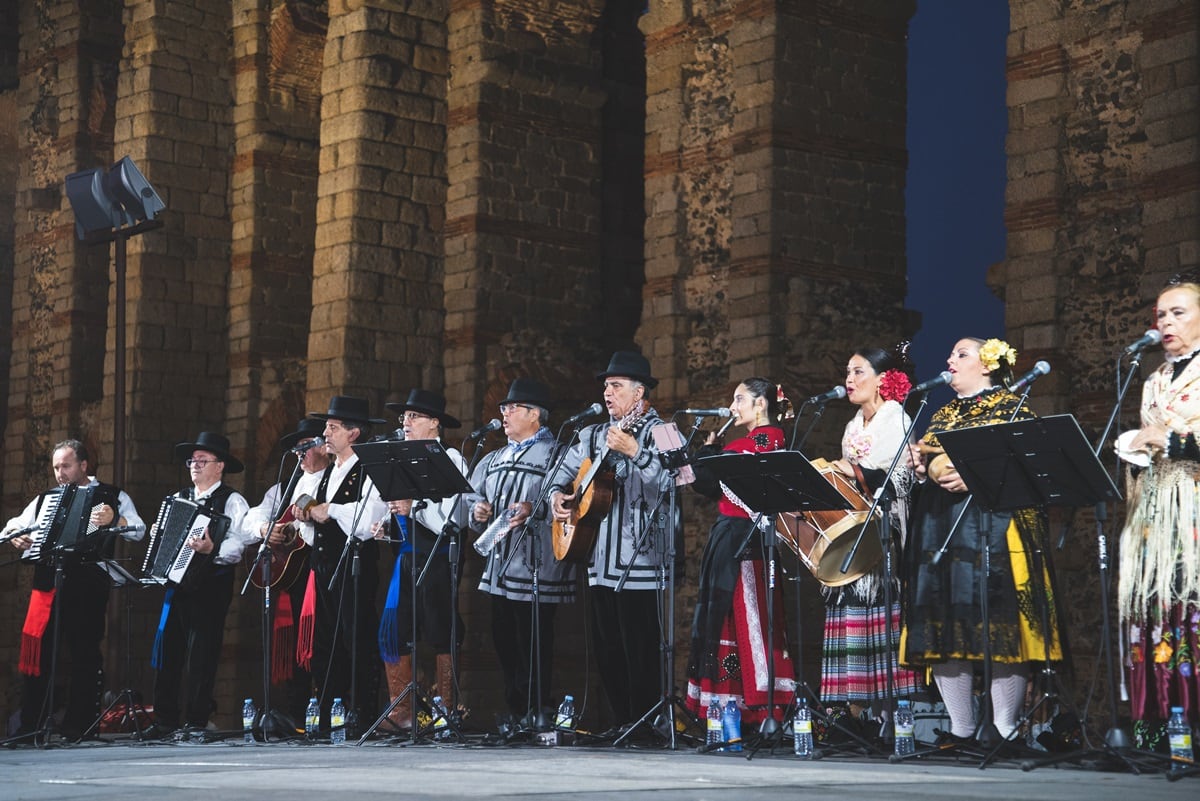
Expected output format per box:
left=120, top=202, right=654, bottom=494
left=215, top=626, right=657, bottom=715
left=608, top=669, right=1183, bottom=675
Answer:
left=431, top=695, right=449, bottom=741
left=1168, top=706, right=1193, bottom=770
left=241, top=698, right=256, bottom=744
left=894, top=699, right=915, bottom=756
left=722, top=700, right=743, bottom=752
left=330, top=697, right=346, bottom=745
left=706, top=698, right=723, bottom=748
left=793, top=704, right=813, bottom=758
left=555, top=694, right=576, bottom=730
left=304, top=696, right=320, bottom=741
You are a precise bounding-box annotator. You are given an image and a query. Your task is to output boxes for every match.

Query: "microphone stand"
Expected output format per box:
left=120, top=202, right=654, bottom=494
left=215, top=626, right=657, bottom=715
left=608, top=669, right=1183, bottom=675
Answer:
left=324, top=471, right=372, bottom=739
left=907, top=382, right=1038, bottom=758
left=790, top=399, right=835, bottom=452
left=612, top=414, right=708, bottom=749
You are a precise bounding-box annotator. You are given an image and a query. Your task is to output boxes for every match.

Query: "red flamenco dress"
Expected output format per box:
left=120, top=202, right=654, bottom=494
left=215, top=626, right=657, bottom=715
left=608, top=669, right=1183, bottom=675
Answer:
left=685, top=425, right=795, bottom=724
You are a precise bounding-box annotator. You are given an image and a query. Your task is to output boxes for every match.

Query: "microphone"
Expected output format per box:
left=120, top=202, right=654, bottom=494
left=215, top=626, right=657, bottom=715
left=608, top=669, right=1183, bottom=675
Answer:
left=682, top=407, right=732, bottom=417
left=803, top=386, right=847, bottom=405
left=292, top=436, right=325, bottom=454
left=908, top=371, right=954, bottom=396
left=563, top=402, right=604, bottom=427
left=1010, top=360, right=1051, bottom=393
left=1123, top=329, right=1162, bottom=355
left=106, top=523, right=145, bottom=536
left=469, top=418, right=502, bottom=439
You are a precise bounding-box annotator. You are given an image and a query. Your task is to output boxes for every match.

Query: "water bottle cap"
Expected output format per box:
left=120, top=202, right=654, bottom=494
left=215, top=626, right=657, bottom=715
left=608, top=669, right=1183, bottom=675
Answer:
left=898, top=699, right=910, bottom=707
left=1170, top=705, right=1184, bottom=713
left=564, top=694, right=574, bottom=701
left=244, top=698, right=252, bottom=703
left=333, top=697, right=342, bottom=703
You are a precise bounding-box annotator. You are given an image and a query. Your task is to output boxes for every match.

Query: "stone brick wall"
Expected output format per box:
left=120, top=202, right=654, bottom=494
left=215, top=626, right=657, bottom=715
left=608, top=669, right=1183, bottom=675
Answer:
left=996, top=0, right=1198, bottom=713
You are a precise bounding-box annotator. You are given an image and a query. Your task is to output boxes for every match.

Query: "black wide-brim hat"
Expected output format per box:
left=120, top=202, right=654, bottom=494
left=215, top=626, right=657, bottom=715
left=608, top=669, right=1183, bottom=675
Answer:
left=500, top=377, right=553, bottom=410
left=595, top=350, right=658, bottom=389
left=385, top=388, right=462, bottom=429
left=279, top=417, right=326, bottom=452
left=174, top=431, right=245, bottom=474
left=309, top=395, right=387, bottom=426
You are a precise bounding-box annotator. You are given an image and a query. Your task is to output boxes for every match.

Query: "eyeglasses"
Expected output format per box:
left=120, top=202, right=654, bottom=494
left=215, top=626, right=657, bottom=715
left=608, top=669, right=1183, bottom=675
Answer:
left=499, top=403, right=534, bottom=415
left=185, top=458, right=217, bottom=468
left=402, top=411, right=433, bottom=421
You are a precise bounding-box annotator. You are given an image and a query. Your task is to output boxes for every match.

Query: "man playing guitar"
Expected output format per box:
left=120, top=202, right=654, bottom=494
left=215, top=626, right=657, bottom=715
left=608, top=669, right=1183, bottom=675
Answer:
left=244, top=418, right=331, bottom=725
left=549, top=351, right=673, bottom=728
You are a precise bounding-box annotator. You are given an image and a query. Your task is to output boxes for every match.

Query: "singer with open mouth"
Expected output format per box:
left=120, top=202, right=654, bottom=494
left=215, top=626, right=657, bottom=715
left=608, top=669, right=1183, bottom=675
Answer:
left=817, top=344, right=924, bottom=730
left=1117, top=273, right=1200, bottom=752
left=901, top=338, right=1062, bottom=746
left=684, top=377, right=796, bottom=727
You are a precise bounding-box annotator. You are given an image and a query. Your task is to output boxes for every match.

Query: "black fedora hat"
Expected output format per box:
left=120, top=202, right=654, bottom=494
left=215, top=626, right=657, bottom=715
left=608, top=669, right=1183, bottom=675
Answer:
left=385, top=388, right=462, bottom=429
left=174, top=431, right=245, bottom=474
left=595, top=350, right=658, bottom=389
left=500, top=378, right=553, bottom=410
left=309, top=395, right=386, bottom=426
left=279, top=418, right=326, bottom=452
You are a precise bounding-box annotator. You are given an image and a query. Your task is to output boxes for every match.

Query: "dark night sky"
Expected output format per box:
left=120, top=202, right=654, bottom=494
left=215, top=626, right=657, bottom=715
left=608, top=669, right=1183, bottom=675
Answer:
left=905, top=1, right=1009, bottom=393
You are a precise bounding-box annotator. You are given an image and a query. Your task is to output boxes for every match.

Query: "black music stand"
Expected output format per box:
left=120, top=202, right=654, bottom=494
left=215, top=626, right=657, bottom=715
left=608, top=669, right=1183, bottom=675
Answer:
left=692, top=451, right=853, bottom=754
left=936, top=414, right=1120, bottom=766
left=937, top=415, right=1119, bottom=513
left=352, top=440, right=474, bottom=744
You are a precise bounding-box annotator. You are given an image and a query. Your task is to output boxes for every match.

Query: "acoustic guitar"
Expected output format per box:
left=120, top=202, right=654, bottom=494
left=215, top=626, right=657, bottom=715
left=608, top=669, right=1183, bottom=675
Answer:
left=245, top=493, right=314, bottom=589
left=553, top=403, right=649, bottom=562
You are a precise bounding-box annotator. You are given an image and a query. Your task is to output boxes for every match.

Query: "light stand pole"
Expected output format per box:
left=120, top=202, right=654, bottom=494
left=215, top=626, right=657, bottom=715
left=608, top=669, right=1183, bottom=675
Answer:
left=66, top=156, right=165, bottom=488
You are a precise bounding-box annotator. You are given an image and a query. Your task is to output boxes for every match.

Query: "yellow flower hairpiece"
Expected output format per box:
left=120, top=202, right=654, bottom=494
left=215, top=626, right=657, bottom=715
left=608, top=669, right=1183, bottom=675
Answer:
left=978, top=338, right=1017, bottom=373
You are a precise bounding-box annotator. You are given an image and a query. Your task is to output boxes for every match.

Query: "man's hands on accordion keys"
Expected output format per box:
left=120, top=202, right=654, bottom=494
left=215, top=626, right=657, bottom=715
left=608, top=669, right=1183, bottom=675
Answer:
left=186, top=527, right=215, bottom=554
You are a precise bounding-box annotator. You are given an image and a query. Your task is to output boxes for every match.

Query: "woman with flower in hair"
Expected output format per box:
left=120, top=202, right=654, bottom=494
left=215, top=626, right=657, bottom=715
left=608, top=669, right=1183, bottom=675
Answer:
left=685, top=378, right=797, bottom=726
left=819, top=345, right=924, bottom=725
left=1117, top=275, right=1200, bottom=751
left=901, top=337, right=1062, bottom=744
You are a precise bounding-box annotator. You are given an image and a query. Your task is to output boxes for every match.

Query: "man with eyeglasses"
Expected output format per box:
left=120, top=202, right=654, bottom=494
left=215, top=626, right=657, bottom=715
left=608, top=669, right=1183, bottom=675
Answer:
left=150, top=431, right=252, bottom=738
left=468, top=378, right=575, bottom=730
left=2, top=438, right=143, bottom=741
left=292, top=396, right=388, bottom=733
left=243, top=417, right=331, bottom=728
left=373, top=388, right=467, bottom=727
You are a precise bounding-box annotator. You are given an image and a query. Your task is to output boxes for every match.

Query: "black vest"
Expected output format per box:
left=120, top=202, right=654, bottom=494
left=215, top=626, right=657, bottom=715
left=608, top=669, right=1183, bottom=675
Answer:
left=312, top=462, right=377, bottom=572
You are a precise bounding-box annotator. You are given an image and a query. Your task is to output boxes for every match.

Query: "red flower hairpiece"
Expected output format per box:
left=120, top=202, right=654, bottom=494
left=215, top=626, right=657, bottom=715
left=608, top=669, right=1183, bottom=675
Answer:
left=879, top=370, right=911, bottom=402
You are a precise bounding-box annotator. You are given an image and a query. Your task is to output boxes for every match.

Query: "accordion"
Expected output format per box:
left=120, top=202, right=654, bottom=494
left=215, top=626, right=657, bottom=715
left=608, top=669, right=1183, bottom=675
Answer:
left=141, top=496, right=231, bottom=589
left=22, top=483, right=118, bottom=564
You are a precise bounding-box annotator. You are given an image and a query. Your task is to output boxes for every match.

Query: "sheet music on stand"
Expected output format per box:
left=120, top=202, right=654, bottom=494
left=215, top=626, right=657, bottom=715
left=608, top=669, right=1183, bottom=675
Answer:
left=936, top=414, right=1121, bottom=511
left=652, top=422, right=694, bottom=486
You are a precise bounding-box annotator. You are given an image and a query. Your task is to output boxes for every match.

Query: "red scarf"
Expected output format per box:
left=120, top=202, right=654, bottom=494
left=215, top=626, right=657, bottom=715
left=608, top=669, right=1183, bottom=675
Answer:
left=296, top=571, right=316, bottom=670
left=19, top=589, right=56, bottom=676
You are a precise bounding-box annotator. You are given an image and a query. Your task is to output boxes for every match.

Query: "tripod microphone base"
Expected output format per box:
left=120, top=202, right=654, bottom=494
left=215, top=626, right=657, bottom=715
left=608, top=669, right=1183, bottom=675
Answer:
left=758, top=716, right=781, bottom=737
left=1104, top=726, right=1132, bottom=750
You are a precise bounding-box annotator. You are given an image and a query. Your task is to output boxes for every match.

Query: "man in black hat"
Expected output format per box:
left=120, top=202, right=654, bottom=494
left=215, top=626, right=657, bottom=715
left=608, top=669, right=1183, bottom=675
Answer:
left=548, top=351, right=673, bottom=727
left=374, top=388, right=468, bottom=723
left=244, top=418, right=331, bottom=727
left=293, top=396, right=388, bottom=731
left=151, top=431, right=252, bottom=736
left=2, top=438, right=143, bottom=740
left=467, top=378, right=575, bottom=727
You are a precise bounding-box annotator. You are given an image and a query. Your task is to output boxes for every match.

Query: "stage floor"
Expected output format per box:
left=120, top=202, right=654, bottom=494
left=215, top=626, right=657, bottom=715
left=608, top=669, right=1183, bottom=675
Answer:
left=1, top=732, right=1195, bottom=801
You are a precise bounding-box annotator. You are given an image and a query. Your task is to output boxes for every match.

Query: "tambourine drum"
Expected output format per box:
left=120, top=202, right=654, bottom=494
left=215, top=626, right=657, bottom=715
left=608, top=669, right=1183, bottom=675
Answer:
left=775, top=461, right=882, bottom=587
